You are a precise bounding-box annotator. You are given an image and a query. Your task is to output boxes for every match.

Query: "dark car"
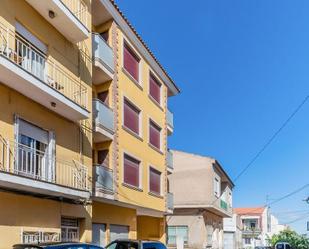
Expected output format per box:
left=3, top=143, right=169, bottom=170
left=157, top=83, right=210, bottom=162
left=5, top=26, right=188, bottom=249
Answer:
left=13, top=242, right=104, bottom=249
left=105, top=239, right=167, bottom=249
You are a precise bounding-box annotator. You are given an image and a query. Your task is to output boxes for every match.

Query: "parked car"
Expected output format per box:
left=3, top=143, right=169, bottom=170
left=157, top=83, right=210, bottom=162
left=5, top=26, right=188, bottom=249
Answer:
left=275, top=242, right=291, bottom=249
left=13, top=242, right=104, bottom=249
left=105, top=239, right=167, bottom=249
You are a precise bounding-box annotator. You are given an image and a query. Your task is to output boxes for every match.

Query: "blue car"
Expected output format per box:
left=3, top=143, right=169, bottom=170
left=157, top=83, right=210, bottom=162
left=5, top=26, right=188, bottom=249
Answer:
left=13, top=242, right=104, bottom=249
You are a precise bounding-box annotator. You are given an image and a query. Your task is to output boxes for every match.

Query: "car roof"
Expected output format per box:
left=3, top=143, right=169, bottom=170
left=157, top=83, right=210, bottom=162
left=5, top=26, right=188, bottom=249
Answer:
left=109, top=239, right=163, bottom=244
left=13, top=242, right=92, bottom=248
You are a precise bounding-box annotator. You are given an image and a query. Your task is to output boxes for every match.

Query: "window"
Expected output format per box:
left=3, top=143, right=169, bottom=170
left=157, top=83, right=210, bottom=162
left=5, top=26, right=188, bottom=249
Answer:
left=98, top=149, right=109, bottom=167
left=123, top=42, right=140, bottom=82
left=244, top=238, right=251, bottom=245
left=123, top=99, right=140, bottom=135
left=15, top=22, right=47, bottom=81
left=98, top=91, right=109, bottom=106
left=149, top=73, right=161, bottom=104
left=214, top=177, right=220, bottom=197
left=149, top=167, right=161, bottom=195
left=149, top=120, right=161, bottom=150
left=123, top=154, right=140, bottom=188
left=16, top=118, right=55, bottom=181
left=167, top=226, right=188, bottom=245
left=61, top=217, right=79, bottom=242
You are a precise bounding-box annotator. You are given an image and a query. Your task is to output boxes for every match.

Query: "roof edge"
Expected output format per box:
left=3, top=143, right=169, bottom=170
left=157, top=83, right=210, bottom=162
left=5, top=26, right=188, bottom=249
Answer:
left=102, top=0, right=180, bottom=95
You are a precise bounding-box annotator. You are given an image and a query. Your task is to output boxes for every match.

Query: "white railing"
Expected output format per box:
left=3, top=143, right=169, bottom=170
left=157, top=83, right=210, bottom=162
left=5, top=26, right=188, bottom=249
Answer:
left=61, top=0, right=88, bottom=28
left=0, top=137, right=88, bottom=191
left=21, top=230, right=60, bottom=244
left=0, top=23, right=88, bottom=109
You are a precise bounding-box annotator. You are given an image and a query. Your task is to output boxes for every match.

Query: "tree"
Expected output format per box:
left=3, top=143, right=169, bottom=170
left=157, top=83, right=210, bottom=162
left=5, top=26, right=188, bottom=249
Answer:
left=267, top=229, right=309, bottom=249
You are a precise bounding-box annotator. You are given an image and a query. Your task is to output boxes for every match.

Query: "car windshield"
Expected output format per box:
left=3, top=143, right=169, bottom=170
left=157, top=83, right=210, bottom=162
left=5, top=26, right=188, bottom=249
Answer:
left=106, top=242, right=138, bottom=249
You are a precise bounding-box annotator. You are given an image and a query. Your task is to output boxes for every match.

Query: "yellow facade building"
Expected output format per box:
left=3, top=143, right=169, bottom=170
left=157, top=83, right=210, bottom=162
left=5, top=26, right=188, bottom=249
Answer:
left=0, top=0, right=179, bottom=248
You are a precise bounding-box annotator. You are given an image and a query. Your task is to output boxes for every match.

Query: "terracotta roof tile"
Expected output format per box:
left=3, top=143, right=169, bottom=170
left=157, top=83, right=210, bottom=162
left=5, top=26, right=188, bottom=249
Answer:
left=234, top=207, right=265, bottom=215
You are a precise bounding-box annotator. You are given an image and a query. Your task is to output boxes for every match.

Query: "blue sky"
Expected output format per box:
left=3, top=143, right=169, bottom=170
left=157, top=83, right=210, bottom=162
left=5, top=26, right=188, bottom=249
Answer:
left=115, top=1, right=309, bottom=233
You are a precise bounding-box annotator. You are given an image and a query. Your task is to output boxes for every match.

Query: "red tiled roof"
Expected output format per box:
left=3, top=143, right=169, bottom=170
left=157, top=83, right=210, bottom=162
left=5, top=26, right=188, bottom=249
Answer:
left=110, top=0, right=180, bottom=93
left=234, top=207, right=265, bottom=215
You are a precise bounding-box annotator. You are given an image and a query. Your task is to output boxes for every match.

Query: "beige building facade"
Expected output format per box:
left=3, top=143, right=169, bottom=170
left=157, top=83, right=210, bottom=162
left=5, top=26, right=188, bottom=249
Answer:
left=167, top=150, right=234, bottom=249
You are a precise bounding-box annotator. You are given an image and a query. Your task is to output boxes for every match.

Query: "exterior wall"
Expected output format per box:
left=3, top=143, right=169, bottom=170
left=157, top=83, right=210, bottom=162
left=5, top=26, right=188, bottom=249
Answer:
left=0, top=0, right=93, bottom=172
left=137, top=216, right=165, bottom=242
left=170, top=150, right=233, bottom=216
left=115, top=28, right=168, bottom=212
left=167, top=211, right=223, bottom=249
left=92, top=201, right=137, bottom=244
left=0, top=1, right=93, bottom=248
left=0, top=191, right=91, bottom=249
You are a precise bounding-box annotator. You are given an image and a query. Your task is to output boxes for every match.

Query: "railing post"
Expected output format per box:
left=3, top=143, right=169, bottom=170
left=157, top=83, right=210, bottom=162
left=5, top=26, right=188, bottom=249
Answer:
left=6, top=28, right=9, bottom=56
left=6, top=140, right=10, bottom=172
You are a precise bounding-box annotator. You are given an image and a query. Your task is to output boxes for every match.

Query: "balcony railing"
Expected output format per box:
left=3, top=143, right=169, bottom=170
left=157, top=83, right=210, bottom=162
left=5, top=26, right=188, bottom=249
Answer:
left=220, top=199, right=228, bottom=210
left=93, top=99, right=114, bottom=134
left=93, top=164, right=114, bottom=193
left=167, top=192, right=174, bottom=210
left=92, top=33, right=114, bottom=74
left=0, top=23, right=88, bottom=109
left=167, top=150, right=173, bottom=170
left=167, top=109, right=174, bottom=131
left=0, top=137, right=88, bottom=191
left=61, top=0, right=88, bottom=28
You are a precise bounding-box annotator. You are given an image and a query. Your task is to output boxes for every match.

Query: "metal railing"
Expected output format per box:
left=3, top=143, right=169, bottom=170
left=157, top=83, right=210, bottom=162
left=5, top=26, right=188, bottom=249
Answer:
left=0, top=136, right=88, bottom=191
left=167, top=109, right=174, bottom=130
left=92, top=33, right=114, bottom=73
left=167, top=150, right=173, bottom=170
left=0, top=23, right=88, bottom=109
left=93, top=99, right=114, bottom=134
left=167, top=192, right=174, bottom=210
left=61, top=0, right=88, bottom=28
left=93, top=164, right=114, bottom=193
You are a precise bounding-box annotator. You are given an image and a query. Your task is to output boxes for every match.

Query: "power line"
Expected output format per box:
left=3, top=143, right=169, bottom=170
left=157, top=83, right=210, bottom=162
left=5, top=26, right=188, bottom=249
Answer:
left=233, top=94, right=309, bottom=182
left=267, top=184, right=309, bottom=206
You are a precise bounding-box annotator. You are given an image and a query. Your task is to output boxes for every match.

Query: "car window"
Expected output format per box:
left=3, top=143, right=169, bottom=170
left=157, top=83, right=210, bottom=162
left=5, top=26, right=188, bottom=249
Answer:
left=142, top=242, right=167, bottom=249
left=276, top=245, right=284, bottom=249
left=106, top=242, right=138, bottom=249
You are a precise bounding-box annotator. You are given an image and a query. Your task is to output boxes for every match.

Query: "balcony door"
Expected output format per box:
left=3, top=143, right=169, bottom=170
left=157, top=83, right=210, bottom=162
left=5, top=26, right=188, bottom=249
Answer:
left=15, top=118, right=55, bottom=182
left=15, top=22, right=47, bottom=81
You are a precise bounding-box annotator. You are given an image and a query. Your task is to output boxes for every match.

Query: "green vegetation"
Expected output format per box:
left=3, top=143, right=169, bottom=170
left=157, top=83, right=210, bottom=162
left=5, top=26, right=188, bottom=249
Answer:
left=267, top=229, right=309, bottom=249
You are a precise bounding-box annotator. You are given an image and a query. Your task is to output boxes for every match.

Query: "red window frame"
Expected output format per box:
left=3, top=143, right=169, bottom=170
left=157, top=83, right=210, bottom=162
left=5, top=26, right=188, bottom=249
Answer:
left=149, top=167, right=161, bottom=195
left=124, top=99, right=140, bottom=135
left=123, top=154, right=140, bottom=188
left=149, top=73, right=161, bottom=104
left=123, top=42, right=140, bottom=82
left=149, top=120, right=161, bottom=150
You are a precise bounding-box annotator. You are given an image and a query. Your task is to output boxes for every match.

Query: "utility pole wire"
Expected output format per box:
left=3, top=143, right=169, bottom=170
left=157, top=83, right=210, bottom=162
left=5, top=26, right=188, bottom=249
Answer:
left=233, top=95, right=309, bottom=183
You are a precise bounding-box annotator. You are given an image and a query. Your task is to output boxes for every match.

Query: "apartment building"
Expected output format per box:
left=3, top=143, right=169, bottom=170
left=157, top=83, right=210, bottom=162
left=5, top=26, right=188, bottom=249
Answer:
left=234, top=207, right=270, bottom=248
left=231, top=207, right=288, bottom=248
left=0, top=0, right=179, bottom=248
left=90, top=0, right=179, bottom=246
left=167, top=150, right=234, bottom=249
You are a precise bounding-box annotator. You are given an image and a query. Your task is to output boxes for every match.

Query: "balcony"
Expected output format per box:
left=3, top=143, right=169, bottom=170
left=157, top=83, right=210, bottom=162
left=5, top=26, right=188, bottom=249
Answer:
left=167, top=150, right=173, bottom=172
left=167, top=109, right=174, bottom=135
left=167, top=192, right=174, bottom=212
left=92, top=33, right=114, bottom=84
left=93, top=165, right=114, bottom=200
left=0, top=137, right=90, bottom=200
left=93, top=99, right=114, bottom=142
left=26, top=0, right=89, bottom=42
left=0, top=24, right=89, bottom=121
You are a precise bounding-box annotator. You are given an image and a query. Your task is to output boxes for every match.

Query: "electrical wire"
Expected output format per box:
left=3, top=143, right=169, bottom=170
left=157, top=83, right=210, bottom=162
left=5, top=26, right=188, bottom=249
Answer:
left=233, top=95, right=309, bottom=183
